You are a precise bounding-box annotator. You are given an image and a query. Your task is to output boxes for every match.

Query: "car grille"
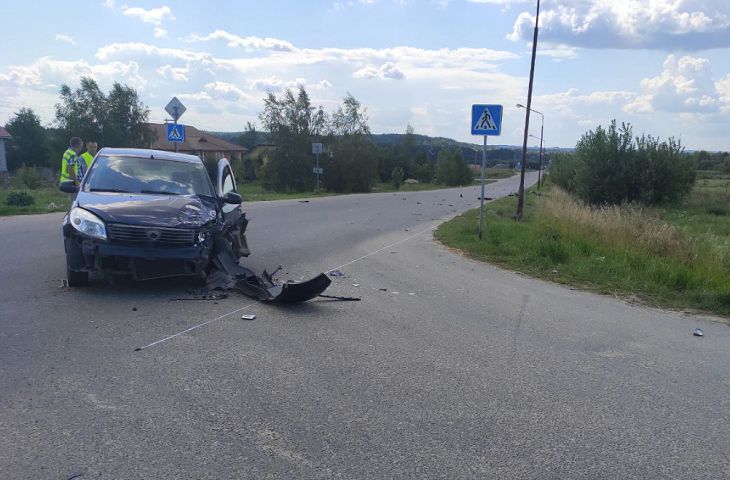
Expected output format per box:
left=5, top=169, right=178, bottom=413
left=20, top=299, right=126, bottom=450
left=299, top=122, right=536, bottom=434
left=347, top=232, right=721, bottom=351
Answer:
left=107, top=224, right=195, bottom=247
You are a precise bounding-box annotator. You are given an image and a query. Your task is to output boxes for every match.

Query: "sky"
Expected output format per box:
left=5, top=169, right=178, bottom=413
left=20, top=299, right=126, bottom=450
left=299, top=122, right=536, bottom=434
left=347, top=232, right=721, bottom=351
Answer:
left=1, top=0, right=729, bottom=151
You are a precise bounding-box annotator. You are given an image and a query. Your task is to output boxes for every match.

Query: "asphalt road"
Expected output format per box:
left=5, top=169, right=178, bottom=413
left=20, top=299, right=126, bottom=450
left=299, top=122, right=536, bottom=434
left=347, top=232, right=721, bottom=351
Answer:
left=1, top=173, right=729, bottom=479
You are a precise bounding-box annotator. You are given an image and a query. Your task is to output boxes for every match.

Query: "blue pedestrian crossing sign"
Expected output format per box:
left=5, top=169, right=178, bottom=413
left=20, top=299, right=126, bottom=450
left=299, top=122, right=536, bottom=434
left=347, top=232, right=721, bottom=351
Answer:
left=471, top=104, right=503, bottom=136
left=166, top=123, right=185, bottom=143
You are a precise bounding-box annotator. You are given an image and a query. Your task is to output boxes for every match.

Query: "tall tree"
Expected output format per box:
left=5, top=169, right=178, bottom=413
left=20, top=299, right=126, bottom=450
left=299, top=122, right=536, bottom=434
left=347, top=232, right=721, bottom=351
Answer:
left=239, top=121, right=257, bottom=150
left=259, top=86, right=325, bottom=191
left=55, top=76, right=152, bottom=148
left=105, top=82, right=154, bottom=147
left=4, top=108, right=50, bottom=169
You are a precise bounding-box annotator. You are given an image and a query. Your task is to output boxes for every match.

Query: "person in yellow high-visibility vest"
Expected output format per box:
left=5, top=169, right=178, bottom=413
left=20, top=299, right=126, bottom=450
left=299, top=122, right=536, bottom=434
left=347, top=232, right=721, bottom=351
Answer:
left=80, top=141, right=98, bottom=177
left=59, top=137, right=84, bottom=184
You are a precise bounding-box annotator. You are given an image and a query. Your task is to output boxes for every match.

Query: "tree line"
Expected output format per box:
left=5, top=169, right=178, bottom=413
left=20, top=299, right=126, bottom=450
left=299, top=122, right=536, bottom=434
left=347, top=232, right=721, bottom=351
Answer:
left=3, top=77, right=152, bottom=172
left=242, top=86, right=477, bottom=193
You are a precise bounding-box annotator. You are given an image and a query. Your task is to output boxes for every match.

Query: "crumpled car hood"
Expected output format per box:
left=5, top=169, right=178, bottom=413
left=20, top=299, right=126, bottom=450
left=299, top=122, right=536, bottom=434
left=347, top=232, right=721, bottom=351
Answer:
left=76, top=191, right=218, bottom=228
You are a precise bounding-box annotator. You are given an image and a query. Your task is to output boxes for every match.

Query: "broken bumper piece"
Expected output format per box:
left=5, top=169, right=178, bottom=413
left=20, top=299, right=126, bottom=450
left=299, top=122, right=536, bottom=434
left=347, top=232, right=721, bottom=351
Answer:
left=208, top=238, right=331, bottom=304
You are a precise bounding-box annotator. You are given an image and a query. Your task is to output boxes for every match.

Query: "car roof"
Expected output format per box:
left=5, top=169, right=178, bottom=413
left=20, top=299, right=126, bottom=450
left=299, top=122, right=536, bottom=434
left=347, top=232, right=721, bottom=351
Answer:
left=96, top=148, right=203, bottom=164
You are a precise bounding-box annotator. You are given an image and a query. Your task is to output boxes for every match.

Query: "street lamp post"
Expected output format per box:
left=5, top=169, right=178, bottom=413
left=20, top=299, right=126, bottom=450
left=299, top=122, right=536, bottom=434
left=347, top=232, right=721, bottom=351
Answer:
left=528, top=134, right=544, bottom=189
left=518, top=103, right=544, bottom=190
left=515, top=0, right=541, bottom=220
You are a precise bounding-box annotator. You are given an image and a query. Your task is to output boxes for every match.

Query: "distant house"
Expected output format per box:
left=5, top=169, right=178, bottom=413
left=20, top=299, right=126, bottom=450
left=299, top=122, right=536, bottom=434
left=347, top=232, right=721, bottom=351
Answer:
left=145, top=123, right=247, bottom=162
left=0, top=126, right=11, bottom=174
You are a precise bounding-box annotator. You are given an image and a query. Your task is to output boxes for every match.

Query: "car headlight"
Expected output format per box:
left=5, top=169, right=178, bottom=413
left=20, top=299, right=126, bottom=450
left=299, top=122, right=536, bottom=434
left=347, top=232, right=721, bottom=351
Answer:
left=70, top=207, right=107, bottom=240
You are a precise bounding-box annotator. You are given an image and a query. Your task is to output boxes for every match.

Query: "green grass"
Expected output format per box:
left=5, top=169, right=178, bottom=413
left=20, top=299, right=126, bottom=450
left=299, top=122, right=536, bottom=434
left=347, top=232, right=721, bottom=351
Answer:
left=436, top=180, right=730, bottom=319
left=0, top=186, right=71, bottom=216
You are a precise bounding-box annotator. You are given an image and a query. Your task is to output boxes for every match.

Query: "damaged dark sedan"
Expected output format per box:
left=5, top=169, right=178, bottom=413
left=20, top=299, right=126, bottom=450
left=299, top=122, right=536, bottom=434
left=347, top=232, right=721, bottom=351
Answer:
left=59, top=148, right=330, bottom=303
left=60, top=148, right=248, bottom=286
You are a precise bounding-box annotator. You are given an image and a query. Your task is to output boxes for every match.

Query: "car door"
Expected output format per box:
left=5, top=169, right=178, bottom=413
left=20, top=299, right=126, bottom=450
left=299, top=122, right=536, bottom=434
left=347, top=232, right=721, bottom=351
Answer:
left=215, top=158, right=247, bottom=253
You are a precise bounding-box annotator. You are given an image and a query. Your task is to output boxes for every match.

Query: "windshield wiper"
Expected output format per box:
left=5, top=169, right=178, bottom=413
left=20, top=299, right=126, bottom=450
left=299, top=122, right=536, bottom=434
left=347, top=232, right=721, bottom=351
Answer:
left=140, top=190, right=183, bottom=195
left=89, top=187, right=131, bottom=193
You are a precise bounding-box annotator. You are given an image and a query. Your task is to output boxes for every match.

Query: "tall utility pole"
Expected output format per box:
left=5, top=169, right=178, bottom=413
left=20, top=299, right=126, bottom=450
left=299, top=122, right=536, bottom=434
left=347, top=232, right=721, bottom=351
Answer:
left=516, top=0, right=541, bottom=220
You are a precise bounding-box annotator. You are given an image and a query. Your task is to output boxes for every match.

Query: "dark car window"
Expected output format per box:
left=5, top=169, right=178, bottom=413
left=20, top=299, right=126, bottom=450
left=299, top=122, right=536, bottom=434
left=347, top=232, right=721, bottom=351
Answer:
left=82, top=155, right=215, bottom=197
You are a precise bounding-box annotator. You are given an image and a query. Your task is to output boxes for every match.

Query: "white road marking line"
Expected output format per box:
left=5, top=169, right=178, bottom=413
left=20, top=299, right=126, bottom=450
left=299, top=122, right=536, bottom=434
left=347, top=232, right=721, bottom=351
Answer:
left=327, top=224, right=435, bottom=273
left=135, top=303, right=254, bottom=351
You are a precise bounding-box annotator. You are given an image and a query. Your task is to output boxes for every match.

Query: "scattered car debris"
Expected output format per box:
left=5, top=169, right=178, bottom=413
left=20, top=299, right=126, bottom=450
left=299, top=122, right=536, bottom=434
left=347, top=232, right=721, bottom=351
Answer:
left=60, top=279, right=68, bottom=288
left=66, top=473, right=84, bottom=480
left=318, top=294, right=361, bottom=301
left=693, top=328, right=704, bottom=337
left=132, top=307, right=138, bottom=311
left=329, top=269, right=345, bottom=277
left=379, top=288, right=388, bottom=292
left=352, top=283, right=360, bottom=287
left=241, top=314, right=256, bottom=320
left=199, top=238, right=330, bottom=303
left=298, top=200, right=310, bottom=203
left=172, top=293, right=229, bottom=301
left=416, top=201, right=422, bottom=205
left=477, top=196, right=494, bottom=201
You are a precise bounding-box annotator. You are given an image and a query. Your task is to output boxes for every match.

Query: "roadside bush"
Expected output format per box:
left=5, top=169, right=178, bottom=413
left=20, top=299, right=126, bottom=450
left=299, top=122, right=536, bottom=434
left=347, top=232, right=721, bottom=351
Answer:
left=5, top=191, right=35, bottom=207
left=571, top=121, right=695, bottom=206
left=547, top=153, right=581, bottom=193
left=18, top=164, right=43, bottom=189
left=391, top=166, right=404, bottom=189
left=436, top=149, right=472, bottom=186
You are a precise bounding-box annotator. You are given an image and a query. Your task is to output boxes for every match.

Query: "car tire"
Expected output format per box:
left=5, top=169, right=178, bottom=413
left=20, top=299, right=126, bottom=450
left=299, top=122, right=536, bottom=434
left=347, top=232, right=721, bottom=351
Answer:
left=67, top=264, right=89, bottom=287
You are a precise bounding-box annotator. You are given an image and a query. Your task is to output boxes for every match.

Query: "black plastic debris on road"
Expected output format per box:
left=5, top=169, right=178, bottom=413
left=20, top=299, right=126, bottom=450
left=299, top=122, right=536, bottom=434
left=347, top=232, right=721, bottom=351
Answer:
left=329, top=269, right=345, bottom=277
left=196, top=238, right=331, bottom=303
left=171, top=293, right=229, bottom=301
left=318, top=294, right=361, bottom=302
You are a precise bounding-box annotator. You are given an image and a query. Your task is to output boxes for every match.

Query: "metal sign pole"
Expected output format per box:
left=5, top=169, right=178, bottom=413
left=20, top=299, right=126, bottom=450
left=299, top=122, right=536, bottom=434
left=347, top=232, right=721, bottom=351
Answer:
left=478, top=135, right=488, bottom=239
left=173, top=107, right=178, bottom=153
left=316, top=153, right=320, bottom=190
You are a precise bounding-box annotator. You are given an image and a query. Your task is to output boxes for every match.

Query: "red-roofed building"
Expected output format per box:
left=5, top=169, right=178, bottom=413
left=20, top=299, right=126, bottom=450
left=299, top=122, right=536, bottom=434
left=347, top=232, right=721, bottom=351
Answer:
left=0, top=126, right=11, bottom=174
left=145, top=123, right=247, bottom=162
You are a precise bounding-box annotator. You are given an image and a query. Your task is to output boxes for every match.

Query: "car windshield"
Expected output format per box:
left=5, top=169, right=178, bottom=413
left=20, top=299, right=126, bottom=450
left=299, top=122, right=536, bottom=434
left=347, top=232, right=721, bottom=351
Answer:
left=82, top=155, right=215, bottom=197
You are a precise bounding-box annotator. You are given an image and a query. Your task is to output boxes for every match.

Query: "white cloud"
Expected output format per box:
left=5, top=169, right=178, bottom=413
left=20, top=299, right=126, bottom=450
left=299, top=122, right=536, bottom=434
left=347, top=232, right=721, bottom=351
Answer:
left=55, top=34, right=76, bottom=46
left=153, top=27, right=168, bottom=39
left=156, top=65, right=189, bottom=82
left=122, top=6, right=175, bottom=25
left=185, top=30, right=296, bottom=52
left=102, top=0, right=115, bottom=8
left=0, top=57, right=147, bottom=92
left=624, top=54, right=723, bottom=114
left=353, top=62, right=405, bottom=80
left=248, top=76, right=329, bottom=92
left=96, top=42, right=214, bottom=64
left=508, top=0, right=730, bottom=50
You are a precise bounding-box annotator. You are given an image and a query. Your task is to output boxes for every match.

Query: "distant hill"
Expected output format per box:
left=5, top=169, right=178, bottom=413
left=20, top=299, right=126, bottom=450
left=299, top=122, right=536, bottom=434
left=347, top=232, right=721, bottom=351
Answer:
left=205, top=130, right=570, bottom=166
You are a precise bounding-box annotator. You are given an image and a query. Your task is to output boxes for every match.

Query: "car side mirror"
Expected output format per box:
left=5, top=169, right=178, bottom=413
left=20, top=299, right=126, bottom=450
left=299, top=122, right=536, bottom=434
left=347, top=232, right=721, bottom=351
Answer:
left=222, top=191, right=242, bottom=205
left=59, top=181, right=78, bottom=193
